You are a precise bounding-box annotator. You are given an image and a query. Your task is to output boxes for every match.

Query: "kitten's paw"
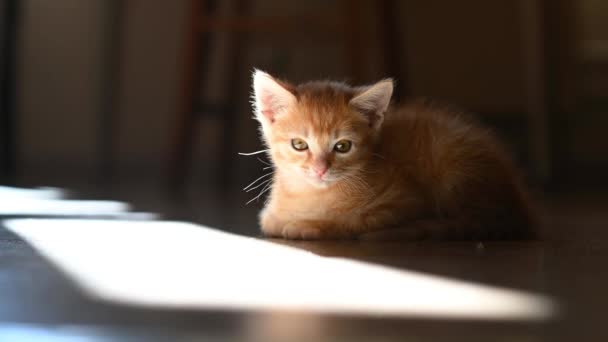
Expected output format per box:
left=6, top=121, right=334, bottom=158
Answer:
left=259, top=211, right=284, bottom=238
left=282, top=223, right=322, bottom=240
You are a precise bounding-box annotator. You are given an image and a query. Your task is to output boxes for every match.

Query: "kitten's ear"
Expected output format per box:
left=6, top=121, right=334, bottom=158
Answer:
left=349, top=79, right=394, bottom=129
left=252, top=69, right=296, bottom=124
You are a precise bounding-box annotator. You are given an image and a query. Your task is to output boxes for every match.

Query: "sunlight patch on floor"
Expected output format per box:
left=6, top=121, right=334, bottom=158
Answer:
left=4, top=219, right=556, bottom=321
left=0, top=186, right=64, bottom=200
left=0, top=186, right=157, bottom=219
left=0, top=199, right=132, bottom=217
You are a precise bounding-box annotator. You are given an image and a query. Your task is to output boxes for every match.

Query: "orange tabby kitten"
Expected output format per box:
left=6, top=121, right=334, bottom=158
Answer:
left=251, top=70, right=537, bottom=240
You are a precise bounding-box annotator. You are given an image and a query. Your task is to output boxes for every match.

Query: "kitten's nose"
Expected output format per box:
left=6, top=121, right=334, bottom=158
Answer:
left=312, top=165, right=328, bottom=177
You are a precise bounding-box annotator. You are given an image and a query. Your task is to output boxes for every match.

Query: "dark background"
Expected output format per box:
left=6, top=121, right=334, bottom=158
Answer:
left=1, top=0, right=607, bottom=194
left=1, top=2, right=608, bottom=340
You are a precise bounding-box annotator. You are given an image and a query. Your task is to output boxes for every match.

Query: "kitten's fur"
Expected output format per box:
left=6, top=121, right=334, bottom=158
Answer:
left=251, top=70, right=537, bottom=240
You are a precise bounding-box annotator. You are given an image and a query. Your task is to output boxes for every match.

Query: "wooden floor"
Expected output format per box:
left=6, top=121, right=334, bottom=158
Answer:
left=0, top=178, right=607, bottom=341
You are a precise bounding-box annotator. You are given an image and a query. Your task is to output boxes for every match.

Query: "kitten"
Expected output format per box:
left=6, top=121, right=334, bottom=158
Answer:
left=250, top=70, right=537, bottom=240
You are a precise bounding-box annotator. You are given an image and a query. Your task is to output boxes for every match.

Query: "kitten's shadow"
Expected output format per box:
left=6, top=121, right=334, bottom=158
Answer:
left=265, top=238, right=546, bottom=293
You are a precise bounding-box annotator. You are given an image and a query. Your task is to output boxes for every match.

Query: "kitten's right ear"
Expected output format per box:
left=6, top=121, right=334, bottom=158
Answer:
left=252, top=69, right=296, bottom=124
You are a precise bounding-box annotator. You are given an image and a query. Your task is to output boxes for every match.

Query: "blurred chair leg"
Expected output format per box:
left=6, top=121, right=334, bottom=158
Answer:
left=169, top=0, right=205, bottom=192
left=377, top=0, right=407, bottom=101
left=98, top=0, right=123, bottom=187
left=341, top=0, right=365, bottom=84
left=218, top=0, right=251, bottom=189
left=0, top=0, right=19, bottom=184
left=521, top=0, right=551, bottom=183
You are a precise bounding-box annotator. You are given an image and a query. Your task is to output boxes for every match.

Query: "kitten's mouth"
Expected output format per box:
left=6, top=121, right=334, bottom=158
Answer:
left=306, top=173, right=336, bottom=187
left=297, top=168, right=337, bottom=187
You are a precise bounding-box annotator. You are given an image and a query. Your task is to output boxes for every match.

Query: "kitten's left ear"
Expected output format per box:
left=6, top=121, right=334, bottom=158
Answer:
left=349, top=79, right=394, bottom=129
left=252, top=69, right=296, bottom=124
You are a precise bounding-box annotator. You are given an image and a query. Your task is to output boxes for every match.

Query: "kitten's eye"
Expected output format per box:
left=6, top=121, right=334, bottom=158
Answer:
left=291, top=138, right=308, bottom=151
left=334, top=139, right=352, bottom=153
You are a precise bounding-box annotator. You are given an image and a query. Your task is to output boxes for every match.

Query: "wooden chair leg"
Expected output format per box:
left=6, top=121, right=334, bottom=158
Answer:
left=169, top=0, right=206, bottom=191
left=217, top=0, right=251, bottom=189
left=377, top=0, right=407, bottom=101
left=341, top=0, right=365, bottom=84
left=521, top=0, right=550, bottom=183
left=0, top=0, right=20, bottom=184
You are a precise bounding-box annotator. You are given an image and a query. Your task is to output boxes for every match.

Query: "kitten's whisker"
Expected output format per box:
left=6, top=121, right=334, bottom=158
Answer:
left=246, top=178, right=271, bottom=192
left=263, top=166, right=273, bottom=170
left=246, top=182, right=272, bottom=205
left=372, top=153, right=386, bottom=160
left=257, top=158, right=272, bottom=166
left=238, top=149, right=269, bottom=156
left=243, top=172, right=273, bottom=191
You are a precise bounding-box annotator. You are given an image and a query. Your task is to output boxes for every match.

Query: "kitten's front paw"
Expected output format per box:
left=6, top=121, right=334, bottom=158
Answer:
left=282, top=222, right=322, bottom=240
left=259, top=211, right=284, bottom=238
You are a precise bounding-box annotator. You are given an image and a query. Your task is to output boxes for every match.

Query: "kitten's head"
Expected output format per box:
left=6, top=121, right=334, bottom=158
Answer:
left=252, top=70, right=393, bottom=188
